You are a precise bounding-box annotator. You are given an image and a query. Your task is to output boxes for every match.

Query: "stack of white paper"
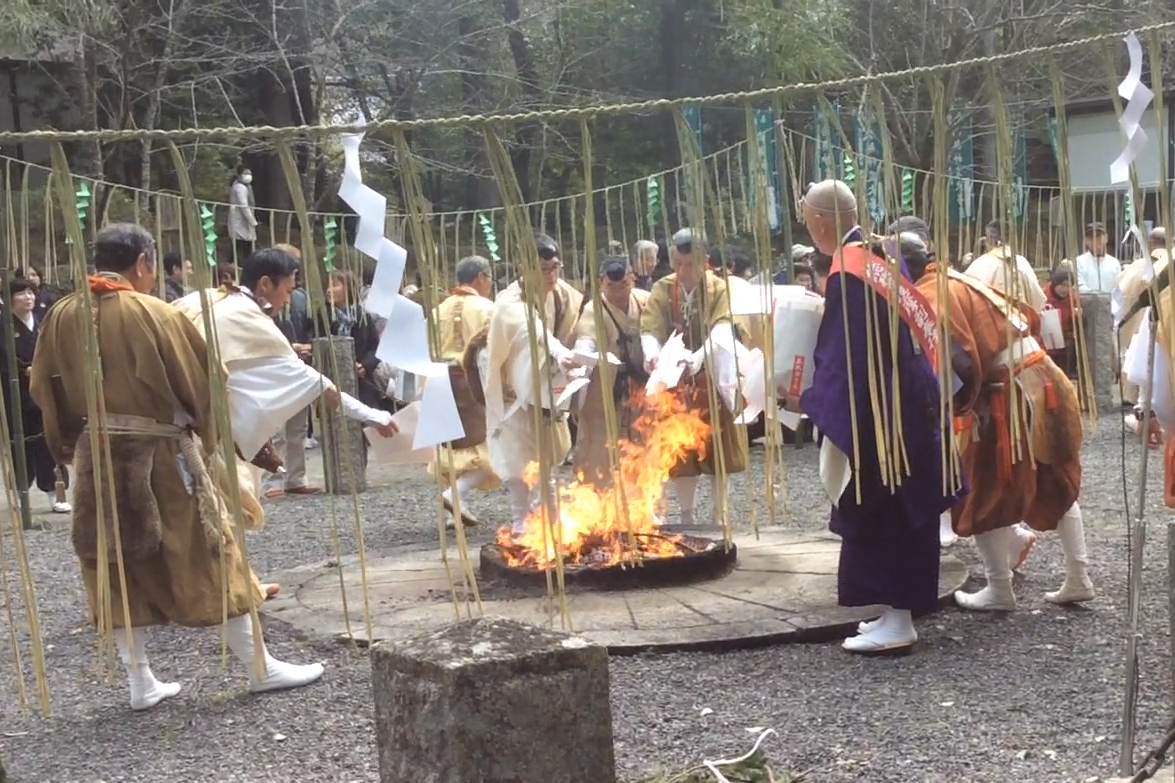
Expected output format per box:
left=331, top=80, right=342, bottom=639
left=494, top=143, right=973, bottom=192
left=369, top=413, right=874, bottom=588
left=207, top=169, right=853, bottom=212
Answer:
left=771, top=287, right=824, bottom=398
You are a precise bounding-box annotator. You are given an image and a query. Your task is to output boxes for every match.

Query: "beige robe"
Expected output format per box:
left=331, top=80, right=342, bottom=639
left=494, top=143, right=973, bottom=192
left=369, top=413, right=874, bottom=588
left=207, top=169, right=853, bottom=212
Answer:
left=963, top=246, right=1046, bottom=313
left=640, top=271, right=747, bottom=476
left=1118, top=249, right=1170, bottom=402
left=485, top=280, right=580, bottom=480
left=30, top=288, right=261, bottom=629
left=572, top=290, right=650, bottom=487
left=427, top=288, right=499, bottom=488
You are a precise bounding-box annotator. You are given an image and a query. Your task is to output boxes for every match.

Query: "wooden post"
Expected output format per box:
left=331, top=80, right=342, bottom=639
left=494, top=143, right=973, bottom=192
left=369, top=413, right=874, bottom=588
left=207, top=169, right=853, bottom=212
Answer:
left=312, top=335, right=368, bottom=495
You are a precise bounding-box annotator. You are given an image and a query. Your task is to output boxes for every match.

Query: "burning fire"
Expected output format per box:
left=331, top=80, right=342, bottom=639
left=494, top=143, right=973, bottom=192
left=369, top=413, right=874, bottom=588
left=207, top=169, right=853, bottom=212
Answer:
left=496, top=390, right=711, bottom=570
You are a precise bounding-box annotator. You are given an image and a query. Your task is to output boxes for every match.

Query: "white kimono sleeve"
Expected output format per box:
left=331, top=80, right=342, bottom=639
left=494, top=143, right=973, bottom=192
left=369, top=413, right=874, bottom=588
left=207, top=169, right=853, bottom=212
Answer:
left=225, top=355, right=328, bottom=460
left=340, top=392, right=392, bottom=427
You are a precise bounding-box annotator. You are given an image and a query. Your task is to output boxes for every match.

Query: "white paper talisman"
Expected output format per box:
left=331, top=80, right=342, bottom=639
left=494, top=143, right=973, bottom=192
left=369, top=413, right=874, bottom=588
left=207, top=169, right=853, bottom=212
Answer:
left=771, top=287, right=825, bottom=396
left=1039, top=305, right=1065, bottom=351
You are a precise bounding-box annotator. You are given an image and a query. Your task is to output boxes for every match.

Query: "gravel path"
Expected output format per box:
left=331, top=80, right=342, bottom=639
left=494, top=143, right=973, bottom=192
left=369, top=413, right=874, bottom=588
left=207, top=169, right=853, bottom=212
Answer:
left=0, top=415, right=1169, bottom=783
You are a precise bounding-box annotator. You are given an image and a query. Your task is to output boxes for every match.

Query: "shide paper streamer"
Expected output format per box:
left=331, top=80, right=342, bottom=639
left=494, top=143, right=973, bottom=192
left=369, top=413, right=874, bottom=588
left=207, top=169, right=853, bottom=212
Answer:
left=335, top=130, right=465, bottom=451
left=1110, top=31, right=1153, bottom=185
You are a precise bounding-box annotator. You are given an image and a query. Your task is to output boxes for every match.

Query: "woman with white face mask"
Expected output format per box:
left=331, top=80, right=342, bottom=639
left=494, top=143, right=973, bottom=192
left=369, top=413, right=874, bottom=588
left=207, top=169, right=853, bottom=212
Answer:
left=228, top=165, right=258, bottom=263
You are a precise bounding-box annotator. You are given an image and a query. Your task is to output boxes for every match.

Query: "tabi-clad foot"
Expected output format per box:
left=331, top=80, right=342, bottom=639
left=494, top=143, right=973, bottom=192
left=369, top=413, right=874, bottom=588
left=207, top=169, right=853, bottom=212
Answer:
left=955, top=526, right=1017, bottom=611
left=223, top=614, right=324, bottom=693
left=939, top=511, right=958, bottom=548
left=1044, top=503, right=1095, bottom=605
left=114, top=627, right=181, bottom=711
left=843, top=608, right=917, bottom=655
left=1008, top=523, right=1037, bottom=571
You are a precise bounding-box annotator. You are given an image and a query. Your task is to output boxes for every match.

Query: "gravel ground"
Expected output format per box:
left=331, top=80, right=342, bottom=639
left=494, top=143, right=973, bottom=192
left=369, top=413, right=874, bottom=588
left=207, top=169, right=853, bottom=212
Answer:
left=0, top=414, right=1171, bottom=783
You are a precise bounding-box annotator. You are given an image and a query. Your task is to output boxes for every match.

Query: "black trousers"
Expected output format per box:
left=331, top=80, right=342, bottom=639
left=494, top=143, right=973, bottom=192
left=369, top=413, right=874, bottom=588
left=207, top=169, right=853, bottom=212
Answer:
left=18, top=434, right=61, bottom=494
left=233, top=238, right=255, bottom=264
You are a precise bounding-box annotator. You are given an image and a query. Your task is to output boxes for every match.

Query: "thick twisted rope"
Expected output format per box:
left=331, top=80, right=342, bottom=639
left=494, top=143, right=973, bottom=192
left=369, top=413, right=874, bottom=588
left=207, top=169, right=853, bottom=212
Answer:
left=0, top=21, right=1171, bottom=145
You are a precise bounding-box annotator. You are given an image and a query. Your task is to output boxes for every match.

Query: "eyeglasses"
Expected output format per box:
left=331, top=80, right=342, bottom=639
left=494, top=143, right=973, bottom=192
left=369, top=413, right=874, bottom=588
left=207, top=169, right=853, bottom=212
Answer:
left=540, top=262, right=563, bottom=274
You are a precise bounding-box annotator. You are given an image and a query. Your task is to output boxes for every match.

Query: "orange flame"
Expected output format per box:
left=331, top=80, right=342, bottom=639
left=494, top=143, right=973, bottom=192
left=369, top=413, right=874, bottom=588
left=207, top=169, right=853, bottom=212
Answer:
left=496, top=389, right=711, bottom=569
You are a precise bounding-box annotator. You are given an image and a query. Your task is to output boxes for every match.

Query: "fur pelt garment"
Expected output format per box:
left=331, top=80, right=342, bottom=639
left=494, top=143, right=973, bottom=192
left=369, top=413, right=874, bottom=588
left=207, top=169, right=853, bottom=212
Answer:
left=72, top=434, right=163, bottom=562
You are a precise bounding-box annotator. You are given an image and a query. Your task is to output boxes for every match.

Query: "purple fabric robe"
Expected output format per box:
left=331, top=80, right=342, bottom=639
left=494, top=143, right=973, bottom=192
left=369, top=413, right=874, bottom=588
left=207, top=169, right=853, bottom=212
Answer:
left=800, top=253, right=963, bottom=613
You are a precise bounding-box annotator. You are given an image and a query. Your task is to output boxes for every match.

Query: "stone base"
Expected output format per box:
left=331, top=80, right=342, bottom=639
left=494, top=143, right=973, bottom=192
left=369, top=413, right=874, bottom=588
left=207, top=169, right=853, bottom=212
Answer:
left=372, top=617, right=616, bottom=783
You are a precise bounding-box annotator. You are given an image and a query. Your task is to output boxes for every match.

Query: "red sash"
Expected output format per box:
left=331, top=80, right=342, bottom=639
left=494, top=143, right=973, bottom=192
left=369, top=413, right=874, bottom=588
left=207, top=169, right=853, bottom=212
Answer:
left=831, top=243, right=940, bottom=371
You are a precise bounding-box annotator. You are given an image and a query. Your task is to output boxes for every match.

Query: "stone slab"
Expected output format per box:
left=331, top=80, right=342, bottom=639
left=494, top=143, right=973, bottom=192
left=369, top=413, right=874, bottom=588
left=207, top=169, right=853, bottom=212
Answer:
left=264, top=529, right=969, bottom=654
left=371, top=617, right=615, bottom=783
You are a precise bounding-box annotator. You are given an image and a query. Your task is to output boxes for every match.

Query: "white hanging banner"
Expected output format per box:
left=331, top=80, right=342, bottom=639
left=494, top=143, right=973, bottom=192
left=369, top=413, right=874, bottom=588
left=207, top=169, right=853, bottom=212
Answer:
left=1109, top=32, right=1154, bottom=185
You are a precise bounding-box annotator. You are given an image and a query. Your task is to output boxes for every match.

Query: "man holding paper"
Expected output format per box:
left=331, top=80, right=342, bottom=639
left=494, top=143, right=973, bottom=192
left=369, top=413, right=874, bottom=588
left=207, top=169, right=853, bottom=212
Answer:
left=486, top=234, right=582, bottom=534
left=899, top=219, right=1093, bottom=612
left=573, top=255, right=650, bottom=487
left=428, top=255, right=500, bottom=525
left=790, top=181, right=956, bottom=655
left=639, top=228, right=747, bottom=528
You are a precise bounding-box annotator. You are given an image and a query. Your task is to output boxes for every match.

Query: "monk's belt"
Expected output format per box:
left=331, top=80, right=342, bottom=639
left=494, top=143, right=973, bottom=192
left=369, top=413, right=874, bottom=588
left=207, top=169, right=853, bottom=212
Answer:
left=993, top=336, right=1043, bottom=371
left=81, top=413, right=224, bottom=546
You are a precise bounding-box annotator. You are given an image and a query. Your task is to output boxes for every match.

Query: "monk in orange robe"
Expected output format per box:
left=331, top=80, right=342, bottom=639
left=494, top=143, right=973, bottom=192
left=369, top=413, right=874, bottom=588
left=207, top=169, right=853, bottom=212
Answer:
left=895, top=218, right=1094, bottom=611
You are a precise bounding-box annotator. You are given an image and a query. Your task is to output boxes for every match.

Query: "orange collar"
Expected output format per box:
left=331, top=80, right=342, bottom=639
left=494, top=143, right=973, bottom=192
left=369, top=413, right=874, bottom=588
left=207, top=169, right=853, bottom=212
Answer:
left=88, top=274, right=135, bottom=295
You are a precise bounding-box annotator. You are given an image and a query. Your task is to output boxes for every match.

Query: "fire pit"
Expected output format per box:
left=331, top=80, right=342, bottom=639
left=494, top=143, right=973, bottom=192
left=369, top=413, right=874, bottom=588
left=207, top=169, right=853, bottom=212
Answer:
left=480, top=533, right=737, bottom=591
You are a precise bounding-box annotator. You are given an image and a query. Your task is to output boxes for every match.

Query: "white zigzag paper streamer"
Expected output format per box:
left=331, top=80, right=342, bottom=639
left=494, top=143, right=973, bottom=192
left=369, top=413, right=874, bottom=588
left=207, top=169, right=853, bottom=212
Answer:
left=1109, top=32, right=1153, bottom=185
left=335, top=131, right=465, bottom=450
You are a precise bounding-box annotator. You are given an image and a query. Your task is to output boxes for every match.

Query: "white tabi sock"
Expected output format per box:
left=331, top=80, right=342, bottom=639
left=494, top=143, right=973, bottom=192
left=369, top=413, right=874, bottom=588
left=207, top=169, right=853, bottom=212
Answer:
left=443, top=470, right=490, bottom=505
left=955, top=527, right=1016, bottom=611
left=1045, top=502, right=1095, bottom=604
left=939, top=511, right=958, bottom=548
left=1007, top=523, right=1038, bottom=571
left=113, top=627, right=181, bottom=711
left=223, top=614, right=324, bottom=693
left=672, top=476, right=700, bottom=526
left=506, top=479, right=533, bottom=534
left=844, top=607, right=916, bottom=652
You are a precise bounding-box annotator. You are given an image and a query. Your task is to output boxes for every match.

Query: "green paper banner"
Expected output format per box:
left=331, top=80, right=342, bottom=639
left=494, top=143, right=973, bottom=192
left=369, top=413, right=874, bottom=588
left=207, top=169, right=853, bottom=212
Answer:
left=477, top=211, right=500, bottom=262
left=646, top=176, right=661, bottom=229
left=323, top=216, right=339, bottom=272
left=901, top=169, right=915, bottom=213
left=199, top=203, right=217, bottom=265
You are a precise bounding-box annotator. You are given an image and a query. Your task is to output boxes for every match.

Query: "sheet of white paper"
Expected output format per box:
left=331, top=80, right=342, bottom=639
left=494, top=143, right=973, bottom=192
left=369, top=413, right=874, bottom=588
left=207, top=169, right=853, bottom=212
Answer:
left=777, top=407, right=803, bottom=431
left=339, top=133, right=365, bottom=182
left=739, top=348, right=768, bottom=415
left=363, top=238, right=408, bottom=318
left=414, top=371, right=465, bottom=450
left=365, top=403, right=432, bottom=464
left=646, top=332, right=689, bottom=392
left=556, top=376, right=592, bottom=407
left=729, top=284, right=777, bottom=316
left=572, top=350, right=621, bottom=367
left=819, top=438, right=853, bottom=507
left=1110, top=32, right=1154, bottom=185
left=374, top=295, right=447, bottom=377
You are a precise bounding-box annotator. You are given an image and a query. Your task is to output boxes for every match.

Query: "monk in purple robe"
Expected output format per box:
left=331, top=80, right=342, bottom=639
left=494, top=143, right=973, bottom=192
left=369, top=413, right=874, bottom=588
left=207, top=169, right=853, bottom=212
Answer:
left=786, top=181, right=961, bottom=654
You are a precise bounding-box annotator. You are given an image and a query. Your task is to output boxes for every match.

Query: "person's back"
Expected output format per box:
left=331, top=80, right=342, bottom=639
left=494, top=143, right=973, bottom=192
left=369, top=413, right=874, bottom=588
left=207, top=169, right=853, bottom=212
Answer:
left=964, top=246, right=1046, bottom=313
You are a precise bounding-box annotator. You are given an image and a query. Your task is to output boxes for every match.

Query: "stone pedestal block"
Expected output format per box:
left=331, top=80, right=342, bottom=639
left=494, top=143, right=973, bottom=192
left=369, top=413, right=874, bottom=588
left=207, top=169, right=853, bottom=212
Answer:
left=372, top=617, right=617, bottom=783
left=1079, top=292, right=1116, bottom=413
left=312, top=335, right=367, bottom=494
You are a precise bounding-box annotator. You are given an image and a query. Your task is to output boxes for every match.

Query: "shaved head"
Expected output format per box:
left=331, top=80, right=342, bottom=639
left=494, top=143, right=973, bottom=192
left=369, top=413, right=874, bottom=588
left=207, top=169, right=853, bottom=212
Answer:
left=802, top=179, right=858, bottom=255
left=1149, top=226, right=1166, bottom=250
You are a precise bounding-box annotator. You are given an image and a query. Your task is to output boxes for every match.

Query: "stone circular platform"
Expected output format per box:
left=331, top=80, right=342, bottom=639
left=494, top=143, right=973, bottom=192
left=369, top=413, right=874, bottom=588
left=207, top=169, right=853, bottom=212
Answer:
left=263, top=529, right=968, bottom=654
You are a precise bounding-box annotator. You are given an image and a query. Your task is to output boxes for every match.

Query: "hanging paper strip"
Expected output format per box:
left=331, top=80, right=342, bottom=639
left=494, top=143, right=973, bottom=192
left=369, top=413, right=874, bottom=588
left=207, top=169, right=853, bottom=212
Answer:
left=1011, top=115, right=1028, bottom=221
left=477, top=211, right=500, bottom=262
left=1110, top=32, right=1153, bottom=185
left=841, top=155, right=856, bottom=189
left=66, top=178, right=91, bottom=243
left=900, top=169, right=915, bottom=213
left=323, top=215, right=339, bottom=271
left=751, top=107, right=782, bottom=233
left=646, top=176, right=661, bottom=229
left=855, top=109, right=885, bottom=222
left=199, top=202, right=217, bottom=265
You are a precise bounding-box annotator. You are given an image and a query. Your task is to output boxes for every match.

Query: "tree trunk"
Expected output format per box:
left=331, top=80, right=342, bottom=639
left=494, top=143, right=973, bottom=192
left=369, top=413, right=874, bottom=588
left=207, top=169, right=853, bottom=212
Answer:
left=459, top=12, right=495, bottom=210
left=502, top=0, right=542, bottom=204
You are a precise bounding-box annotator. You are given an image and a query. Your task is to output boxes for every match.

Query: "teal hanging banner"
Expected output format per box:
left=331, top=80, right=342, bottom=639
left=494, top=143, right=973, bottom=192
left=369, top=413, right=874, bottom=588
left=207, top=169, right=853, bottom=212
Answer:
left=751, top=107, right=783, bottom=233
left=855, top=109, right=885, bottom=222
left=812, top=100, right=842, bottom=182
left=681, top=103, right=704, bottom=156
left=1011, top=115, right=1029, bottom=221
left=947, top=115, right=975, bottom=224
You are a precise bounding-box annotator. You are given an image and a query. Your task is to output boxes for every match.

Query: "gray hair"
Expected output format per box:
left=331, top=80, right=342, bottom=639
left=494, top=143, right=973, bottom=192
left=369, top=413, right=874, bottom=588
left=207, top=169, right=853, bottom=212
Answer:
left=455, top=255, right=491, bottom=285
left=888, top=216, right=930, bottom=244
left=672, top=228, right=701, bottom=249
left=630, top=239, right=658, bottom=264
left=93, top=223, right=156, bottom=273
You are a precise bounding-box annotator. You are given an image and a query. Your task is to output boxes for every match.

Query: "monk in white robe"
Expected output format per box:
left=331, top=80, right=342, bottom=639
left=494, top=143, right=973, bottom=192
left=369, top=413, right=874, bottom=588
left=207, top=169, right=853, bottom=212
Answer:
left=571, top=256, right=650, bottom=487
left=486, top=234, right=583, bottom=532
left=30, top=225, right=323, bottom=712
left=429, top=255, right=500, bottom=525
left=1117, top=228, right=1169, bottom=406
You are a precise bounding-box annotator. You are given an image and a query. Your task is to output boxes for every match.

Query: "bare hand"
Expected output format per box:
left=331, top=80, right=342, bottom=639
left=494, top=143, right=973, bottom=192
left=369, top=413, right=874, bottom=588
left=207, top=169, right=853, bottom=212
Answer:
left=373, top=420, right=399, bottom=438
left=1146, top=414, right=1162, bottom=449
left=779, top=392, right=802, bottom=413
left=355, top=362, right=366, bottom=378
left=559, top=355, right=577, bottom=371
left=293, top=343, right=312, bottom=357
left=321, top=387, right=341, bottom=410
left=644, top=356, right=658, bottom=374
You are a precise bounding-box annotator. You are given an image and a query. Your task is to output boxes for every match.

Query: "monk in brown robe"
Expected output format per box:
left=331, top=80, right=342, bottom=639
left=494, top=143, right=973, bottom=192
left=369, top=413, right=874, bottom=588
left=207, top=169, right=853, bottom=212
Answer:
left=640, top=228, right=747, bottom=527
left=30, top=224, right=324, bottom=712
left=897, top=219, right=1094, bottom=611
left=430, top=255, right=500, bottom=525
left=572, top=256, right=650, bottom=487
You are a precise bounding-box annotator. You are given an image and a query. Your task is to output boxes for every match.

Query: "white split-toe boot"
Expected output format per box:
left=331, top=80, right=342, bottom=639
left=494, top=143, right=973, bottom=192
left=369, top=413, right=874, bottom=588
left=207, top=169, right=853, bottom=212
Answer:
left=114, top=627, right=182, bottom=711
left=1045, top=503, right=1095, bottom=605
left=1007, top=523, right=1037, bottom=571
left=223, top=614, right=324, bottom=693
left=844, top=607, right=917, bottom=654
left=955, top=526, right=1017, bottom=611
left=939, top=511, right=958, bottom=548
